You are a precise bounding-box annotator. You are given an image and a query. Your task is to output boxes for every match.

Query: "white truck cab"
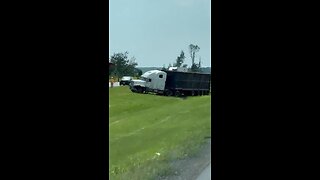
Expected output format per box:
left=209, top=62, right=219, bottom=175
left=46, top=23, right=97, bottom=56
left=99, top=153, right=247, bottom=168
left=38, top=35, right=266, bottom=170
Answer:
left=130, top=70, right=167, bottom=93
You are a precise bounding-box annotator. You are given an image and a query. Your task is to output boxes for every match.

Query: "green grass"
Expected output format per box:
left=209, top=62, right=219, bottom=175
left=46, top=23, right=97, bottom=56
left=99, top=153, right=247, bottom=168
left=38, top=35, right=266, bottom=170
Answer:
left=109, top=86, right=211, bottom=179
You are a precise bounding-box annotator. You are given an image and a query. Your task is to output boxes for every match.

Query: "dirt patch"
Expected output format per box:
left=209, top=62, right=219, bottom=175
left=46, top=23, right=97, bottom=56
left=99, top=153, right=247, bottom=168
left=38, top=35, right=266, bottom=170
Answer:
left=157, top=138, right=211, bottom=180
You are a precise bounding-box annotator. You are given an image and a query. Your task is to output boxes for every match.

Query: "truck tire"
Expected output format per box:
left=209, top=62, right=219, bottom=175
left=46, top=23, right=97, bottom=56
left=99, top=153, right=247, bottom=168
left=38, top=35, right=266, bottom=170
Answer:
left=174, top=90, right=181, bottom=97
left=165, top=89, right=173, bottom=96
left=193, top=91, right=199, bottom=96
left=136, top=87, right=142, bottom=93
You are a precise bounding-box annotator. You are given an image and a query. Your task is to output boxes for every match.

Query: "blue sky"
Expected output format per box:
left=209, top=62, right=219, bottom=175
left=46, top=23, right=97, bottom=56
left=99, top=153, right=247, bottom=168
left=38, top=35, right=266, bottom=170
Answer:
left=109, top=0, right=211, bottom=67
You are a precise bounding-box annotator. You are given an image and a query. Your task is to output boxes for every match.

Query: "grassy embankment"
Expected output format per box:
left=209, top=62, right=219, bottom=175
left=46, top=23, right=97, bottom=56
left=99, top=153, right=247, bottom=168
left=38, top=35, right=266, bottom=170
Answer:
left=109, top=86, right=211, bottom=179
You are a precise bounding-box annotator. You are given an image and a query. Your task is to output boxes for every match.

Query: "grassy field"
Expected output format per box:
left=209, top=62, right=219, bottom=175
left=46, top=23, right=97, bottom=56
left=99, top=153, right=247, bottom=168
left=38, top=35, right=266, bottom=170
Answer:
left=109, top=86, right=211, bottom=179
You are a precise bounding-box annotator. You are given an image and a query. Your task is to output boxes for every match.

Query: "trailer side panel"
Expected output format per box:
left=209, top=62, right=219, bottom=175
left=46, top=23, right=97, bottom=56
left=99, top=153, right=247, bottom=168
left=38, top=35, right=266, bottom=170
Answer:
left=164, top=71, right=211, bottom=91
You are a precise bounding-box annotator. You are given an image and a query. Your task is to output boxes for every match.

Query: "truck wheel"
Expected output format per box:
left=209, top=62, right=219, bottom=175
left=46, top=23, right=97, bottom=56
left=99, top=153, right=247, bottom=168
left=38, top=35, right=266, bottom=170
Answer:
left=136, top=87, right=142, bottom=93
left=165, top=90, right=173, bottom=96
left=192, top=91, right=195, bottom=96
left=174, top=91, right=181, bottom=97
left=142, top=88, right=147, bottom=94
left=193, top=91, right=198, bottom=96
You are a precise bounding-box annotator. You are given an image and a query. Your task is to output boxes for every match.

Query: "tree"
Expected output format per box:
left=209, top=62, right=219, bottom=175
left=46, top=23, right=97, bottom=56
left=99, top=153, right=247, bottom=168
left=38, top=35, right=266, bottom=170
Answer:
left=109, top=52, right=138, bottom=80
left=173, top=50, right=185, bottom=67
left=109, top=62, right=115, bottom=76
left=161, top=64, right=167, bottom=71
left=124, top=56, right=138, bottom=76
left=190, top=63, right=200, bottom=72
left=198, top=56, right=202, bottom=72
left=189, top=44, right=200, bottom=65
left=189, top=44, right=200, bottom=72
left=134, top=68, right=143, bottom=77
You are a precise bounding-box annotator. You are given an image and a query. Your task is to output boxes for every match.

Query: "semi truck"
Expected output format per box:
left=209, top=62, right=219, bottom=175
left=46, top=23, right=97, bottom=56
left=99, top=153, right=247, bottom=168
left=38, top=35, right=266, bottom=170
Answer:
left=129, top=69, right=211, bottom=96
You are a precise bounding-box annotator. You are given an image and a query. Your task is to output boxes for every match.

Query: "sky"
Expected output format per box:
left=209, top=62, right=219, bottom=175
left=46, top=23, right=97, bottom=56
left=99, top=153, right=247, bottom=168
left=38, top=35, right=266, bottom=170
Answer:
left=109, top=0, right=211, bottom=67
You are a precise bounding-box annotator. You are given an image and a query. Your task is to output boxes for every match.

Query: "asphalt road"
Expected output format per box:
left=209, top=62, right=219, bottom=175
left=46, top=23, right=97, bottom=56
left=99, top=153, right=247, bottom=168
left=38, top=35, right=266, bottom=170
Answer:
left=196, top=163, right=211, bottom=180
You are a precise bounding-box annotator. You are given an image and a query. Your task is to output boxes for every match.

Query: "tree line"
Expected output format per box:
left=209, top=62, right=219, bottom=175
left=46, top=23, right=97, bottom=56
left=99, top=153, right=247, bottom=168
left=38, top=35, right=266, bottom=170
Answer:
left=109, top=51, right=142, bottom=80
left=163, top=44, right=202, bottom=72
left=109, top=43, right=204, bottom=80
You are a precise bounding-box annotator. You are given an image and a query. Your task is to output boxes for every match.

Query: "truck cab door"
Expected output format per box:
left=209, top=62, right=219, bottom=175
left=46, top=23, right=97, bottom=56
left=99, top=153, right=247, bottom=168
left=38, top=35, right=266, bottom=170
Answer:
left=156, top=73, right=167, bottom=90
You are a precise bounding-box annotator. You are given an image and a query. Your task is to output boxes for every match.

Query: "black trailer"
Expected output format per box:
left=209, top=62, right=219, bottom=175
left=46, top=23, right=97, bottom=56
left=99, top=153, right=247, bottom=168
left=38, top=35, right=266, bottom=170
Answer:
left=163, top=71, right=211, bottom=96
